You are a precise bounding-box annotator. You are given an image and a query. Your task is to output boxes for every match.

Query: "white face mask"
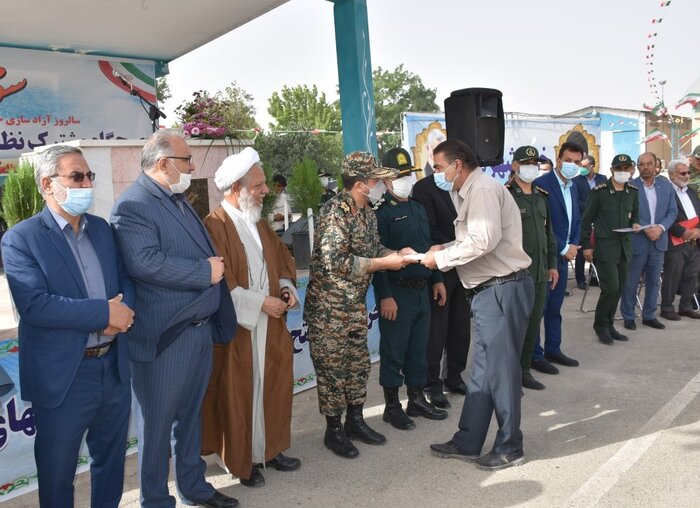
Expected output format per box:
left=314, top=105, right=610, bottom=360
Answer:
left=320, top=176, right=329, bottom=187
left=517, top=164, right=539, bottom=184
left=390, top=176, right=414, bottom=199
left=166, top=160, right=192, bottom=194
left=613, top=171, right=631, bottom=184
left=361, top=181, right=386, bottom=205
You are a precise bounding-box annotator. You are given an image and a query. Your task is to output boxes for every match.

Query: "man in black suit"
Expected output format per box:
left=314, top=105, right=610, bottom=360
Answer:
left=660, top=159, right=700, bottom=321
left=411, top=174, right=470, bottom=408
left=572, top=155, right=606, bottom=289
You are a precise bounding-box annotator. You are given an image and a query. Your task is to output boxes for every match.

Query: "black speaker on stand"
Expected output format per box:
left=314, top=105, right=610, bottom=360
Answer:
left=444, top=88, right=505, bottom=167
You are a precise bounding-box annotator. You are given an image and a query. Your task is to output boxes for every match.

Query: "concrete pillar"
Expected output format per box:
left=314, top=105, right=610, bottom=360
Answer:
left=330, top=0, right=378, bottom=156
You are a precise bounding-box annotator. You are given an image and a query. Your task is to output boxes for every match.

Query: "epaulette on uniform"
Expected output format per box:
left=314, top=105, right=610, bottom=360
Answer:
left=535, top=185, right=549, bottom=195
left=626, top=183, right=638, bottom=190
left=593, top=182, right=608, bottom=190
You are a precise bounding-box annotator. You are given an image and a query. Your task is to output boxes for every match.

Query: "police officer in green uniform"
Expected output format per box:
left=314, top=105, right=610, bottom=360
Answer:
left=581, top=154, right=640, bottom=345
left=506, top=146, right=559, bottom=390
left=373, top=148, right=448, bottom=431
left=305, top=152, right=418, bottom=459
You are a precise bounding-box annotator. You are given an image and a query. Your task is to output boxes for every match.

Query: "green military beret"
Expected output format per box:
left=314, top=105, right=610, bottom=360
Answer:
left=512, top=145, right=540, bottom=162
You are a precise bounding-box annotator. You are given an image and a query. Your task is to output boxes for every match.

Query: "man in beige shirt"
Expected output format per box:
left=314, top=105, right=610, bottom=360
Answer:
left=422, top=139, right=534, bottom=471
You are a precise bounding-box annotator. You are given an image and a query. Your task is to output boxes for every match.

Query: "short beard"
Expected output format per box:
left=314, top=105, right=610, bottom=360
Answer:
left=238, top=187, right=262, bottom=223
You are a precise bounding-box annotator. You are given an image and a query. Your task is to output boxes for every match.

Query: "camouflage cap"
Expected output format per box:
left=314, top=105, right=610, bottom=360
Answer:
left=611, top=154, right=635, bottom=168
left=692, top=145, right=700, bottom=158
left=342, top=151, right=399, bottom=179
left=381, top=147, right=419, bottom=178
left=512, top=145, right=540, bottom=162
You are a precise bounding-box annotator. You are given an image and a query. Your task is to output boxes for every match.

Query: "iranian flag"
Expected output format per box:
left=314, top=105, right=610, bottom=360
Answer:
left=639, top=129, right=668, bottom=144
left=675, top=93, right=700, bottom=110
left=642, top=101, right=666, bottom=116
left=678, top=128, right=700, bottom=148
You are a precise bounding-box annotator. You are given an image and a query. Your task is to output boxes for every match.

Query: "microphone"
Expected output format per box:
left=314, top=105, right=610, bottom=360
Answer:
left=113, top=69, right=133, bottom=90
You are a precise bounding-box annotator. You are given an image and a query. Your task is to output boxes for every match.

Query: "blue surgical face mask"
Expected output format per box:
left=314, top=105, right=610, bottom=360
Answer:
left=53, top=180, right=94, bottom=216
left=560, top=161, right=580, bottom=180
left=579, top=167, right=590, bottom=177
left=434, top=161, right=458, bottom=191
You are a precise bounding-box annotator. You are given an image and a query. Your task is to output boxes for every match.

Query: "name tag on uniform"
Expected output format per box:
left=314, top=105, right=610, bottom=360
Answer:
left=628, top=212, right=631, bottom=219
left=394, top=215, right=408, bottom=222
left=519, top=208, right=526, bottom=215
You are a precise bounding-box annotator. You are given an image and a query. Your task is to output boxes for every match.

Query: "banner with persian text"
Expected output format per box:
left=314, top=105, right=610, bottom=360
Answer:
left=0, top=47, right=156, bottom=173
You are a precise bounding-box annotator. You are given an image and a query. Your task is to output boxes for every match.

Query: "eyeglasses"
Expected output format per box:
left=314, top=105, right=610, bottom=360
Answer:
left=677, top=171, right=690, bottom=176
left=51, top=171, right=96, bottom=183
left=166, top=155, right=193, bottom=165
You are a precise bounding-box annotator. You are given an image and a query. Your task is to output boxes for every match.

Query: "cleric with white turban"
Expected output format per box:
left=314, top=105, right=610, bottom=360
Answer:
left=214, top=147, right=261, bottom=193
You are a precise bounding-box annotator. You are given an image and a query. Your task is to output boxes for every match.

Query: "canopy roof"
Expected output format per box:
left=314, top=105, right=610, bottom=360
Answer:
left=1, top=0, right=289, bottom=68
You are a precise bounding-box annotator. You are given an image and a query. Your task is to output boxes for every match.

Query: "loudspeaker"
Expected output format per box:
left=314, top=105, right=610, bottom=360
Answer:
left=444, top=88, right=505, bottom=167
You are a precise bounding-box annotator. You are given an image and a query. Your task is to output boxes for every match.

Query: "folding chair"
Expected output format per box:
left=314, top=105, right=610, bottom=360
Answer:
left=579, top=262, right=600, bottom=313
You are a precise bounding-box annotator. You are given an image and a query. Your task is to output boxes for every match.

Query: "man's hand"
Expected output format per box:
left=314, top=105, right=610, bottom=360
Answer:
left=428, top=244, right=444, bottom=253
left=107, top=293, right=135, bottom=334
left=583, top=248, right=594, bottom=263
left=644, top=225, right=663, bottom=241
left=280, top=288, right=297, bottom=309
left=208, top=256, right=225, bottom=285
left=564, top=244, right=580, bottom=261
left=432, top=282, right=446, bottom=306
left=398, top=247, right=418, bottom=256
left=262, top=296, right=288, bottom=319
left=421, top=250, right=437, bottom=269
left=380, top=297, right=398, bottom=321
left=548, top=268, right=559, bottom=290
left=631, top=223, right=642, bottom=232
left=382, top=252, right=410, bottom=271
left=683, top=228, right=700, bottom=241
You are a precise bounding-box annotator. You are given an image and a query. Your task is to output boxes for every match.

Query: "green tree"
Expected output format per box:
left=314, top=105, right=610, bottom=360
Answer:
left=156, top=76, right=171, bottom=104
left=254, top=132, right=342, bottom=180
left=372, top=64, right=440, bottom=155
left=268, top=84, right=341, bottom=131
left=0, top=162, right=43, bottom=228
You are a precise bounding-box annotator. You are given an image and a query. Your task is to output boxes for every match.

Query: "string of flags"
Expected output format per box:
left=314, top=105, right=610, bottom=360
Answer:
left=644, top=0, right=673, bottom=104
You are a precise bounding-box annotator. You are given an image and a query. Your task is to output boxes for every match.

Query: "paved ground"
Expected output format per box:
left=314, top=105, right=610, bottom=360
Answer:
left=2, top=278, right=699, bottom=507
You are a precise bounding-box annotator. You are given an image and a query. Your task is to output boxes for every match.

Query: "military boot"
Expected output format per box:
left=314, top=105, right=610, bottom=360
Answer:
left=344, top=403, right=387, bottom=445
left=406, top=386, right=448, bottom=420
left=324, top=415, right=359, bottom=459
left=382, top=387, right=415, bottom=430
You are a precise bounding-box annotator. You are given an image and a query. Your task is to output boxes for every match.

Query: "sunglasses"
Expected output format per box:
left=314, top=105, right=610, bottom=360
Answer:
left=166, top=155, right=193, bottom=165
left=51, top=171, right=96, bottom=183
left=677, top=171, right=690, bottom=176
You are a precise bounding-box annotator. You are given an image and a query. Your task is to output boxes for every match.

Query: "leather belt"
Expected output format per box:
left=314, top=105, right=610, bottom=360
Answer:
left=393, top=277, right=428, bottom=289
left=192, top=316, right=211, bottom=327
left=84, top=342, right=113, bottom=359
left=466, top=269, right=530, bottom=297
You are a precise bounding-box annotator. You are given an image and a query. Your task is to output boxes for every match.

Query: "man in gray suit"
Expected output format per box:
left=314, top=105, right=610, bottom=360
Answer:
left=111, top=129, right=238, bottom=508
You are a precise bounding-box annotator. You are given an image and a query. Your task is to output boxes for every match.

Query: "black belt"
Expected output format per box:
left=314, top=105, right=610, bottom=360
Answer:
left=392, top=277, right=428, bottom=289
left=192, top=316, right=211, bottom=327
left=84, top=342, right=113, bottom=359
left=466, top=269, right=530, bottom=297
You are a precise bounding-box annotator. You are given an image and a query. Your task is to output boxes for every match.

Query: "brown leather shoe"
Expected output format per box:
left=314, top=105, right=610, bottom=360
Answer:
left=678, top=309, right=700, bottom=319
left=660, top=310, right=681, bottom=321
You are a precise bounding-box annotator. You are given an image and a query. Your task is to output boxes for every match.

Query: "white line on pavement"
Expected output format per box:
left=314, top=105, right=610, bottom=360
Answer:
left=565, top=371, right=700, bottom=508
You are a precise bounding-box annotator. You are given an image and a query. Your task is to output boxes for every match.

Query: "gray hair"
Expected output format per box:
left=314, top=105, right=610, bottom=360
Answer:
left=34, top=145, right=84, bottom=196
left=667, top=159, right=688, bottom=174
left=141, top=128, right=185, bottom=171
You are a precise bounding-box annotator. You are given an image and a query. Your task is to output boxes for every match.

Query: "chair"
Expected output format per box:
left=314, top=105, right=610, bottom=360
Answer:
left=579, top=263, right=600, bottom=313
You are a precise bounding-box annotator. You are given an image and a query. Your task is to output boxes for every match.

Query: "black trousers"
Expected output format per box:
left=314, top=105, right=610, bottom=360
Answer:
left=661, top=244, right=700, bottom=312
left=425, top=268, right=471, bottom=392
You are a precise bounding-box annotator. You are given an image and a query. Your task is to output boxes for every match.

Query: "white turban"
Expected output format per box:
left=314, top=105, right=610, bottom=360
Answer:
left=214, top=147, right=261, bottom=191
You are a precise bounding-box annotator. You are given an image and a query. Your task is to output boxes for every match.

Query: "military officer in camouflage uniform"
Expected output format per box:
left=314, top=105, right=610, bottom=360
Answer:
left=373, top=148, right=448, bottom=431
left=305, top=151, right=417, bottom=459
left=506, top=146, right=558, bottom=391
left=581, top=154, right=640, bottom=345
left=688, top=146, right=700, bottom=199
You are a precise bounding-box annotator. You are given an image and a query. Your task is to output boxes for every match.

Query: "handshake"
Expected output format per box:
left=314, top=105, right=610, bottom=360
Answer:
left=382, top=245, right=444, bottom=271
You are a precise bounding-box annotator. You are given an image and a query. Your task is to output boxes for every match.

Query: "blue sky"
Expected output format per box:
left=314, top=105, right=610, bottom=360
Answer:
left=162, top=0, right=697, bottom=128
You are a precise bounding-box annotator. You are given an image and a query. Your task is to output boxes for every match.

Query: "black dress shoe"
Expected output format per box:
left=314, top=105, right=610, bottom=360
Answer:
left=475, top=450, right=525, bottom=471
left=596, top=329, right=614, bottom=345
left=239, top=466, right=265, bottom=488
left=564, top=290, right=571, bottom=297
left=623, top=319, right=636, bottom=330
left=426, top=390, right=451, bottom=409
left=577, top=282, right=587, bottom=290
left=530, top=358, right=559, bottom=375
left=522, top=371, right=545, bottom=390
left=430, top=440, right=478, bottom=462
left=445, top=381, right=467, bottom=395
left=545, top=351, right=579, bottom=367
left=609, top=327, right=628, bottom=341
left=189, top=491, right=239, bottom=508
left=642, top=318, right=665, bottom=329
left=265, top=453, right=301, bottom=471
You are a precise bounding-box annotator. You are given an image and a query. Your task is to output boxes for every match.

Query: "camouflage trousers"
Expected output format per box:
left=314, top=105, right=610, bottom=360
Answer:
left=307, top=307, right=371, bottom=416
